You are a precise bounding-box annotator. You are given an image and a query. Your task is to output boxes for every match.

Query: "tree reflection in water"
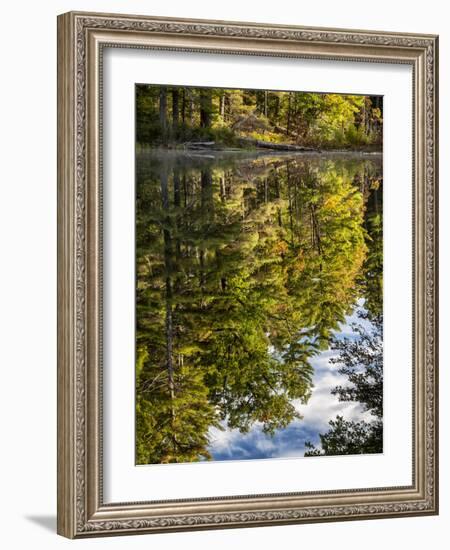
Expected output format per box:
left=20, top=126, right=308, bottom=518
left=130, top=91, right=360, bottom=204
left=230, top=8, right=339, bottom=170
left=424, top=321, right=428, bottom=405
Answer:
left=135, top=151, right=383, bottom=464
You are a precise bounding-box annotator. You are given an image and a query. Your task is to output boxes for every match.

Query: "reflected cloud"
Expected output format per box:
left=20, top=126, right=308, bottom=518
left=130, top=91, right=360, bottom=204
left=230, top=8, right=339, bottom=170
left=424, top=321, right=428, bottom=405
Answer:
left=208, top=307, right=375, bottom=461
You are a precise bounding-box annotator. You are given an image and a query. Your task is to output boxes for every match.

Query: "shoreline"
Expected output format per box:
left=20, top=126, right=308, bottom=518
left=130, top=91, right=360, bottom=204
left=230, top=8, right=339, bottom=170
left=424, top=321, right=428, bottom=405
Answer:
left=136, top=144, right=383, bottom=158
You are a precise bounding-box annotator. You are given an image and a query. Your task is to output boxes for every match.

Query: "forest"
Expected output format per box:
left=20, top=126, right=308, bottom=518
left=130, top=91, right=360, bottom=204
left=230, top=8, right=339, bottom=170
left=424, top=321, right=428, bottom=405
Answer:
left=136, top=85, right=383, bottom=151
left=135, top=145, right=383, bottom=464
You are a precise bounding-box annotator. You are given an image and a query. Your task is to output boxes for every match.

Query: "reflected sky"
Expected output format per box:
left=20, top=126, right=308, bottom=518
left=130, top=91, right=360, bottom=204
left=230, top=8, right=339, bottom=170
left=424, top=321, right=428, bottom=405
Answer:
left=208, top=302, right=375, bottom=461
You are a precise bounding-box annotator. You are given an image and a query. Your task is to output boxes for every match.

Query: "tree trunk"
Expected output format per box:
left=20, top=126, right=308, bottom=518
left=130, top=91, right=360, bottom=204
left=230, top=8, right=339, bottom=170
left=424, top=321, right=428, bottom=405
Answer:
left=200, top=89, right=212, bottom=128
left=181, top=89, right=186, bottom=123
left=201, top=169, right=213, bottom=208
left=199, top=169, right=213, bottom=302
left=189, top=89, right=195, bottom=124
left=274, top=94, right=280, bottom=120
left=219, top=176, right=226, bottom=202
left=287, top=163, right=294, bottom=244
left=160, top=164, right=175, bottom=402
left=173, top=169, right=181, bottom=268
left=172, top=89, right=179, bottom=129
left=286, top=92, right=292, bottom=135
left=159, top=87, right=167, bottom=142
left=220, top=92, right=225, bottom=120
left=310, top=204, right=322, bottom=255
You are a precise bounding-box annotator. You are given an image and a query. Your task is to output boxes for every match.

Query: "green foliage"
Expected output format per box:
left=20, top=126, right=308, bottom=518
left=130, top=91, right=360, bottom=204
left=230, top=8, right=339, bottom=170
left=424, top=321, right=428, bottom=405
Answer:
left=304, top=312, right=383, bottom=456
left=136, top=360, right=221, bottom=464
left=304, top=416, right=382, bottom=456
left=136, top=85, right=383, bottom=149
left=361, top=211, right=383, bottom=317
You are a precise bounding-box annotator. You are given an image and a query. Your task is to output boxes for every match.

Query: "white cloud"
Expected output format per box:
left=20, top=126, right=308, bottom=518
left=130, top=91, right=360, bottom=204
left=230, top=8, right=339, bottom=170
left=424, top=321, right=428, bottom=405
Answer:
left=208, top=304, right=378, bottom=460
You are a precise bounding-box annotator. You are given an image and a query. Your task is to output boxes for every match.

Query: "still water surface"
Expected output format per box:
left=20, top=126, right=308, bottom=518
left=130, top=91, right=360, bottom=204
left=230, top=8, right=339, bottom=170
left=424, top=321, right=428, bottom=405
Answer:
left=136, top=150, right=382, bottom=463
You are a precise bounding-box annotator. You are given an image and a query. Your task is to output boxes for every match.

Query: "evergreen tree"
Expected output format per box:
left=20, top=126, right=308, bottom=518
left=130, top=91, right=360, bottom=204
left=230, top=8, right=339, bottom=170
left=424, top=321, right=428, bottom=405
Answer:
left=304, top=312, right=383, bottom=456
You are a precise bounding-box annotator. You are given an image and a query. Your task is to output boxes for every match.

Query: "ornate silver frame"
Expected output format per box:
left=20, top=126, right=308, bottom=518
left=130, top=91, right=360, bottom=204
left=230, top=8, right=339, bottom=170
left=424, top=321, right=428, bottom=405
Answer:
left=57, top=11, right=439, bottom=538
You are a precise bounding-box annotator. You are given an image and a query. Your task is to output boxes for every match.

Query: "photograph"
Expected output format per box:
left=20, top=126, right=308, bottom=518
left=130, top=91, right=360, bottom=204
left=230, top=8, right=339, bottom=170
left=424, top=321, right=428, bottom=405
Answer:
left=135, top=84, right=384, bottom=465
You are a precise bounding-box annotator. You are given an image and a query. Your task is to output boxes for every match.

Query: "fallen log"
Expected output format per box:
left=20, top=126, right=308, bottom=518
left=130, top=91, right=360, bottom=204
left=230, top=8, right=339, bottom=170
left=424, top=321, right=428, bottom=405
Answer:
left=238, top=137, right=315, bottom=152
left=184, top=141, right=216, bottom=149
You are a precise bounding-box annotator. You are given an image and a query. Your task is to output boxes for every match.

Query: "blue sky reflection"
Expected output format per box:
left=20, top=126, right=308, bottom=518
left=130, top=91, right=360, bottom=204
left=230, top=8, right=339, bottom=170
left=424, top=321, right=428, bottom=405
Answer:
left=208, top=304, right=374, bottom=461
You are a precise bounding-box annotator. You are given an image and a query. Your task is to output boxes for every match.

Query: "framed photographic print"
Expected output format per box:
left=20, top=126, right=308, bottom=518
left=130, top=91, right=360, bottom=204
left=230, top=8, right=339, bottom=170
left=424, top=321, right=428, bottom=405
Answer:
left=57, top=11, right=439, bottom=538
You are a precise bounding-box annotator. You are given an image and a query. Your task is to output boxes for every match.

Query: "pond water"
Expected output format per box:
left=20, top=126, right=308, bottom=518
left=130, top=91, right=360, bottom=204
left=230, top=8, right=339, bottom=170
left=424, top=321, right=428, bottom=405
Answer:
left=135, top=149, right=383, bottom=464
left=208, top=302, right=377, bottom=460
